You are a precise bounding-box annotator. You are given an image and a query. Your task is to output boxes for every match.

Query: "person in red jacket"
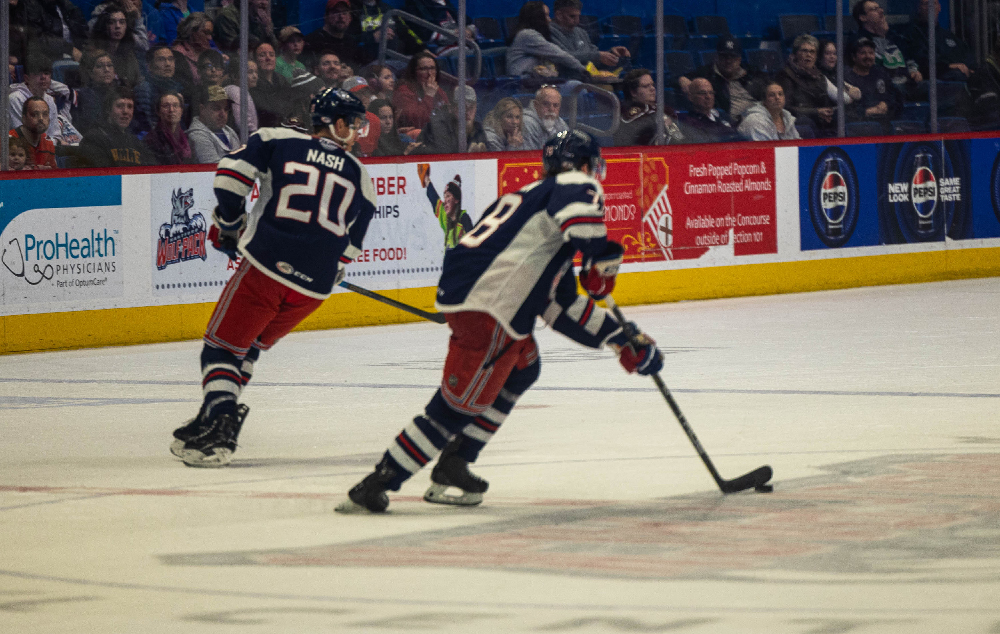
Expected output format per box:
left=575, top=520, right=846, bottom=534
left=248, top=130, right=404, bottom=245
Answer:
left=9, top=96, right=57, bottom=169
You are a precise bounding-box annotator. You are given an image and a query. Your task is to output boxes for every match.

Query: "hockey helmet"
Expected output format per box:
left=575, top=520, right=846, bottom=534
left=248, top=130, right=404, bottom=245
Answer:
left=310, top=87, right=367, bottom=130
left=542, top=130, right=606, bottom=180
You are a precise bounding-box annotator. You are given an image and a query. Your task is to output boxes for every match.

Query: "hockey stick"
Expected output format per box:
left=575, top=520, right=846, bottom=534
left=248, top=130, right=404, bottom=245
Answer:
left=339, top=281, right=446, bottom=324
left=605, top=296, right=773, bottom=494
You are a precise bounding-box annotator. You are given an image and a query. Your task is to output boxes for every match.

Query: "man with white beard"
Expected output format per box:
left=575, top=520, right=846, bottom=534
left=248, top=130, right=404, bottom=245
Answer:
left=521, top=85, right=567, bottom=150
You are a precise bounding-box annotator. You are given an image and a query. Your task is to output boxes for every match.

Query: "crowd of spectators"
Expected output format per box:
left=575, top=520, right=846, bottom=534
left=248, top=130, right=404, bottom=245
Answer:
left=5, top=0, right=996, bottom=169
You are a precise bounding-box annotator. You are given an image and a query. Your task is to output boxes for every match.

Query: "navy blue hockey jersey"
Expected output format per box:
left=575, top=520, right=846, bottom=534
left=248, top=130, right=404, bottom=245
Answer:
left=436, top=170, right=610, bottom=338
left=213, top=128, right=377, bottom=299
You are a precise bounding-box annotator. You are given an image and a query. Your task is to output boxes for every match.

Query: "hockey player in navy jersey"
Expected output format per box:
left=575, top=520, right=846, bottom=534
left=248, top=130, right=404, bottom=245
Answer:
left=171, top=88, right=377, bottom=468
left=337, top=130, right=663, bottom=513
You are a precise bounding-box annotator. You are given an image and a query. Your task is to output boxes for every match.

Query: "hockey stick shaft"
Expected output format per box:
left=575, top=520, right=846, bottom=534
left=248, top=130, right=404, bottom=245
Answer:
left=339, top=281, right=446, bottom=324
left=605, top=297, right=772, bottom=494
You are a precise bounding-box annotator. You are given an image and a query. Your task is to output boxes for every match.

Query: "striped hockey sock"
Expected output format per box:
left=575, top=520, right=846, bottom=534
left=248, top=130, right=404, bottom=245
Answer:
left=456, top=360, right=540, bottom=463
left=384, top=413, right=458, bottom=491
left=200, top=343, right=242, bottom=418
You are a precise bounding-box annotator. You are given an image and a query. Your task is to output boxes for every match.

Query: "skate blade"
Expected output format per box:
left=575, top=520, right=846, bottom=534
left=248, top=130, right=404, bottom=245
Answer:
left=334, top=498, right=370, bottom=514
left=423, top=484, right=483, bottom=506
left=169, top=439, right=186, bottom=458
left=182, top=448, right=233, bottom=468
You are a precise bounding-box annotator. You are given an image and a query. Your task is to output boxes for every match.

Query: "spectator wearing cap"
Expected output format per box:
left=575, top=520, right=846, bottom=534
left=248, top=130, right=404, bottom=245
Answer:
left=677, top=77, right=745, bottom=143
left=276, top=26, right=308, bottom=81
left=304, top=0, right=361, bottom=70
left=412, top=84, right=486, bottom=154
left=134, top=45, right=187, bottom=135
left=679, top=36, right=761, bottom=123
left=250, top=41, right=293, bottom=127
left=393, top=51, right=449, bottom=139
left=550, top=0, right=631, bottom=71
left=214, top=0, right=285, bottom=53
left=187, top=84, right=239, bottom=163
left=845, top=36, right=903, bottom=131
left=8, top=55, right=68, bottom=144
left=521, top=84, right=567, bottom=149
left=9, top=96, right=58, bottom=168
left=76, top=86, right=156, bottom=167
left=899, top=0, right=974, bottom=82
left=224, top=60, right=259, bottom=136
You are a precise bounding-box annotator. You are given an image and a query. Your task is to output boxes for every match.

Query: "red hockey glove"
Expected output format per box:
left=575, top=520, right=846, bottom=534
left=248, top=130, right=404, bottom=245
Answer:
left=579, top=241, right=624, bottom=300
left=608, top=322, right=664, bottom=376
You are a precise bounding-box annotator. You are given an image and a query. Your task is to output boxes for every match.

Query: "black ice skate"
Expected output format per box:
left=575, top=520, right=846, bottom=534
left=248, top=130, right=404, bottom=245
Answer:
left=335, top=458, right=397, bottom=513
left=424, top=438, right=489, bottom=506
left=173, top=404, right=249, bottom=468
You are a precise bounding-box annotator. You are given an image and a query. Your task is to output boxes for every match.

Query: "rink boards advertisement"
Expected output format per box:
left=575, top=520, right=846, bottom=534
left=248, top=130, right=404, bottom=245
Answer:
left=3, top=135, right=1000, bottom=352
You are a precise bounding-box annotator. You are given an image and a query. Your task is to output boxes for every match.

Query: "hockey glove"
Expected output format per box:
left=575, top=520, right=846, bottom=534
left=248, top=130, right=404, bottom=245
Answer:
left=210, top=206, right=246, bottom=261
left=608, top=322, right=664, bottom=376
left=579, top=241, right=624, bottom=300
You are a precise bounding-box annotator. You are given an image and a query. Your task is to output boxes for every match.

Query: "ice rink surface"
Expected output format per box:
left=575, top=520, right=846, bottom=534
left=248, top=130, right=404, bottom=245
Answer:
left=1, top=278, right=999, bottom=633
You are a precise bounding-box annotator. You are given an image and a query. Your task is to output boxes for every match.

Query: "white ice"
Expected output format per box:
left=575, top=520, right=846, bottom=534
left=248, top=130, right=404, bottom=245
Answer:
left=1, top=278, right=999, bottom=633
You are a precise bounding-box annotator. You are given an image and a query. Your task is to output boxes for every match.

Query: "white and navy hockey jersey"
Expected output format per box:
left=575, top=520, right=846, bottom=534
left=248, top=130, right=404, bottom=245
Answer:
left=213, top=128, right=377, bottom=299
left=437, top=170, right=623, bottom=347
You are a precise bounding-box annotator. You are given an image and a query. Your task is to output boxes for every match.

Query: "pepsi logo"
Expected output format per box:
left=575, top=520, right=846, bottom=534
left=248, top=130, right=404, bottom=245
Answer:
left=911, top=166, right=937, bottom=218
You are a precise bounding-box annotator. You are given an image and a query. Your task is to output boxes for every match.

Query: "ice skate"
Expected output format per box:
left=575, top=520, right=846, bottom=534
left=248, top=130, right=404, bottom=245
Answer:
left=175, top=404, right=248, bottom=468
left=335, top=458, right=397, bottom=513
left=170, top=404, right=248, bottom=460
left=423, top=439, right=489, bottom=506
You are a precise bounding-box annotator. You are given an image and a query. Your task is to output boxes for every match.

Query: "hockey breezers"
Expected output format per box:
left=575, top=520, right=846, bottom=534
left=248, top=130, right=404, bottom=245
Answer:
left=606, top=297, right=773, bottom=494
left=339, top=281, right=446, bottom=324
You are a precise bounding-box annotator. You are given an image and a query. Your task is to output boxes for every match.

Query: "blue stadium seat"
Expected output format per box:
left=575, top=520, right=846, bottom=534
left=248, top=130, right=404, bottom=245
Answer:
left=779, top=14, right=820, bottom=44
left=891, top=119, right=927, bottom=135
left=846, top=121, right=885, bottom=137
left=824, top=14, right=859, bottom=31
left=938, top=116, right=971, bottom=133
left=746, top=49, right=783, bottom=74
left=699, top=51, right=719, bottom=67
left=503, top=15, right=520, bottom=41
left=899, top=102, right=930, bottom=121
left=579, top=14, right=601, bottom=45
left=474, top=17, right=504, bottom=46
left=795, top=121, right=817, bottom=138
left=663, top=50, right=696, bottom=81
left=601, top=15, right=644, bottom=36
left=694, top=15, right=730, bottom=37
left=686, top=35, right=718, bottom=51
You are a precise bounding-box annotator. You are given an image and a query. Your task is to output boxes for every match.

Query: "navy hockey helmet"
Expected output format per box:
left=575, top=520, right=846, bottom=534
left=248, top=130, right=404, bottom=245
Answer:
left=542, top=130, right=606, bottom=180
left=310, top=87, right=367, bottom=129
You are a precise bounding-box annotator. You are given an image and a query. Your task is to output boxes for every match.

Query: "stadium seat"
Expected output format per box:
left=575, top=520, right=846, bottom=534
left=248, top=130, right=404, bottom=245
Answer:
left=694, top=15, right=730, bottom=37
left=503, top=15, right=519, bottom=41
left=474, top=17, right=504, bottom=46
left=699, top=51, right=718, bottom=67
left=891, top=119, right=927, bottom=135
left=846, top=121, right=886, bottom=137
left=663, top=50, right=696, bottom=81
left=935, top=80, right=970, bottom=116
left=779, top=14, right=820, bottom=44
left=686, top=35, right=719, bottom=51
left=899, top=102, right=930, bottom=121
left=795, top=121, right=817, bottom=138
left=746, top=49, right=784, bottom=74
left=938, top=116, right=971, bottom=133
left=824, top=14, right=859, bottom=31
left=601, top=15, right=644, bottom=36
left=655, top=14, right=689, bottom=49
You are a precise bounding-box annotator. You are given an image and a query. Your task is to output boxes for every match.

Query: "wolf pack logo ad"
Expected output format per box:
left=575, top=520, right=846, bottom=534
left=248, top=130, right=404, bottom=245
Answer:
left=806, top=147, right=860, bottom=248
left=156, top=188, right=207, bottom=270
left=877, top=141, right=971, bottom=243
left=0, top=176, right=123, bottom=306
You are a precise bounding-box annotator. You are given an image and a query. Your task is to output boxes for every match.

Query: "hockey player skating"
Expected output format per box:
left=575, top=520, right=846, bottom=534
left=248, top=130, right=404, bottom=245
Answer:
left=171, top=88, right=376, bottom=467
left=337, top=130, right=663, bottom=512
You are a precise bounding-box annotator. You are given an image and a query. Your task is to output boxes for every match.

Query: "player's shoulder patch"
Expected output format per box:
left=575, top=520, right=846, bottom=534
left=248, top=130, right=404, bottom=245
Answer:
left=553, top=171, right=604, bottom=203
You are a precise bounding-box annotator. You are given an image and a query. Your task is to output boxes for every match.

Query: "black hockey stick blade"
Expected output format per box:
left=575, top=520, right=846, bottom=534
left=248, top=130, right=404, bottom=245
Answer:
left=339, top=281, right=446, bottom=324
left=719, top=465, right=773, bottom=494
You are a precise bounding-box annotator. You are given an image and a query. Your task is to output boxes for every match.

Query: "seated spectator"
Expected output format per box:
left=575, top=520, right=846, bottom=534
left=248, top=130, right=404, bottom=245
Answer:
left=152, top=0, right=191, bottom=46
left=225, top=60, right=259, bottom=136
left=187, top=85, right=239, bottom=163
left=818, top=39, right=838, bottom=82
left=214, top=0, right=282, bottom=54
left=250, top=41, right=293, bottom=127
left=143, top=91, right=193, bottom=164
left=483, top=97, right=526, bottom=151
left=845, top=36, right=903, bottom=131
left=133, top=45, right=187, bottom=134
left=392, top=51, right=449, bottom=139
left=899, top=0, right=974, bottom=82
left=403, top=0, right=475, bottom=57
left=171, top=12, right=217, bottom=91
left=197, top=49, right=226, bottom=88
left=614, top=68, right=683, bottom=146
left=968, top=36, right=1000, bottom=129
left=677, top=77, right=744, bottom=143
left=9, top=55, right=67, bottom=144
left=304, top=0, right=361, bottom=70
left=368, top=97, right=412, bottom=156
left=412, top=84, right=486, bottom=154
left=737, top=79, right=801, bottom=141
left=314, top=52, right=352, bottom=90
left=679, top=36, right=760, bottom=123
left=72, top=50, right=120, bottom=136
left=778, top=34, right=859, bottom=136
left=275, top=26, right=307, bottom=80
left=18, top=0, right=88, bottom=64
left=521, top=84, right=567, bottom=149
left=550, top=0, right=630, bottom=72
left=87, top=4, right=144, bottom=87
left=76, top=86, right=156, bottom=166
left=89, top=0, right=151, bottom=53
left=507, top=1, right=588, bottom=80
left=9, top=96, right=58, bottom=168
left=362, top=64, right=397, bottom=101
left=7, top=135, right=32, bottom=170
left=850, top=0, right=922, bottom=93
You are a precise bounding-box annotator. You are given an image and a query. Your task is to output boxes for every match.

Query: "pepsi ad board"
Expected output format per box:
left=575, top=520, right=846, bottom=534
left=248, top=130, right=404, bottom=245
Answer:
left=877, top=140, right=972, bottom=243
left=970, top=138, right=1000, bottom=239
left=799, top=145, right=880, bottom=250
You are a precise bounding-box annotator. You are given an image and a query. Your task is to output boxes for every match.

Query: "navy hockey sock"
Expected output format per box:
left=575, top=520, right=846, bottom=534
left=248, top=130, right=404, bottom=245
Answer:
left=455, top=360, right=540, bottom=463
left=238, top=344, right=262, bottom=393
left=200, top=343, right=242, bottom=418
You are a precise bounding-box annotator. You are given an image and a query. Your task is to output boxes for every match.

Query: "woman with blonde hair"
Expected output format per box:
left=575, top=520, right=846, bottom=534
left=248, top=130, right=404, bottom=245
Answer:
left=483, top=97, right=526, bottom=151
